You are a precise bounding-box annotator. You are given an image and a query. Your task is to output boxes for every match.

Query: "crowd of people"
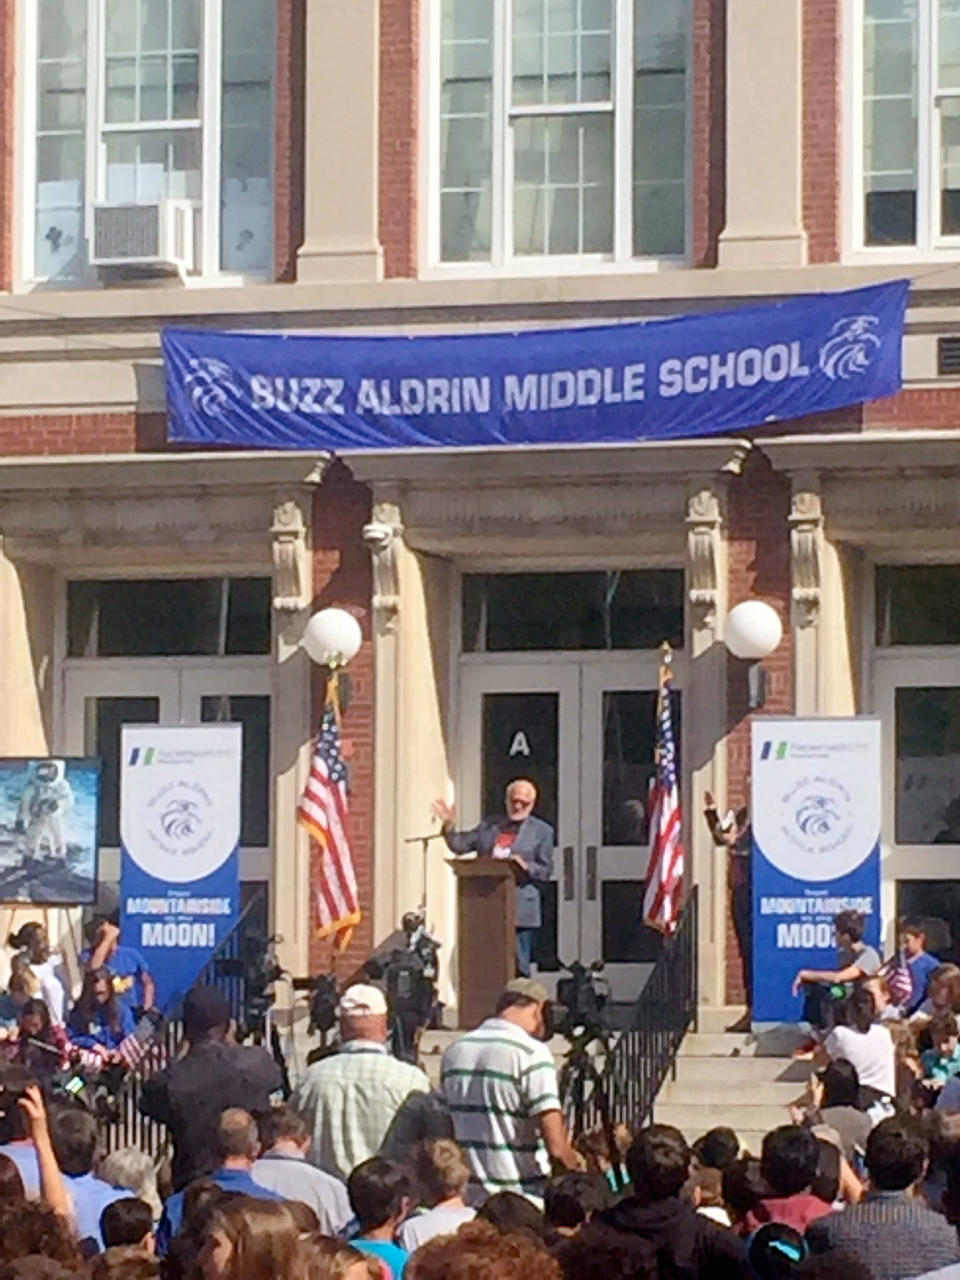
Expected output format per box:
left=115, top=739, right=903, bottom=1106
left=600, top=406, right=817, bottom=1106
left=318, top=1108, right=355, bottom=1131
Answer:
left=6, top=914, right=960, bottom=1279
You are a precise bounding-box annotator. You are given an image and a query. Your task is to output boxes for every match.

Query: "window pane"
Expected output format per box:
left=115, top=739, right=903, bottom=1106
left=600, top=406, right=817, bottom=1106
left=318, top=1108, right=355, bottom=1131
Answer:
left=512, top=0, right=613, bottom=107
left=35, top=0, right=86, bottom=280
left=173, top=0, right=202, bottom=48
left=38, top=60, right=86, bottom=130
left=602, top=690, right=681, bottom=845
left=172, top=54, right=200, bottom=119
left=39, top=0, right=87, bottom=59
left=201, top=696, right=270, bottom=847
left=876, top=565, right=960, bottom=645
left=896, top=687, right=960, bottom=844
left=440, top=0, right=493, bottom=260
left=863, top=1, right=918, bottom=245
left=514, top=114, right=614, bottom=255
left=220, top=0, right=275, bottom=273
left=462, top=571, right=685, bottom=652
left=87, top=698, right=161, bottom=847
left=603, top=882, right=663, bottom=962
left=139, top=54, right=169, bottom=121
left=942, top=100, right=960, bottom=234
left=942, top=0, right=960, bottom=88
left=104, top=0, right=137, bottom=54
left=142, top=0, right=170, bottom=53
left=634, top=0, right=688, bottom=256
left=105, top=57, right=138, bottom=124
left=105, top=130, right=200, bottom=202
left=481, top=692, right=559, bottom=830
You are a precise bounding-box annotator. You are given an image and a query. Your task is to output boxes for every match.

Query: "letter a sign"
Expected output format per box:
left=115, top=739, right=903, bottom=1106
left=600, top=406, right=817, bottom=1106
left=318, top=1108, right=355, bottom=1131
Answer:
left=509, top=731, right=531, bottom=757
left=120, top=724, right=241, bottom=1013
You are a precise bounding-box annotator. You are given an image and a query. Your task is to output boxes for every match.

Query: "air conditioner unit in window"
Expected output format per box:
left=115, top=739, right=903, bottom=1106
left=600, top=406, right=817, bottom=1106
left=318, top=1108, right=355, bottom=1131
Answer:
left=90, top=200, right=196, bottom=275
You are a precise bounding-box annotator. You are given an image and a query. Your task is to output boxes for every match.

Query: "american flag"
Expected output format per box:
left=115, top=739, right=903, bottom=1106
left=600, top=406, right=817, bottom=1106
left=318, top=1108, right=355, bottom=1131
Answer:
left=297, top=699, right=361, bottom=950
left=642, top=656, right=685, bottom=934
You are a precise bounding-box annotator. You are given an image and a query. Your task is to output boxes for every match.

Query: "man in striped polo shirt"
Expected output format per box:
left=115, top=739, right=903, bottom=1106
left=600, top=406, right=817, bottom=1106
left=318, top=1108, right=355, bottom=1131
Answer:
left=441, top=978, right=582, bottom=1205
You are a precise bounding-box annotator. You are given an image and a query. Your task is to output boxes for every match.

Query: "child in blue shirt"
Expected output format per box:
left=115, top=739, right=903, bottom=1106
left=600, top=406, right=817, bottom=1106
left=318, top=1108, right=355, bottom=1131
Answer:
left=901, top=916, right=941, bottom=1015
left=348, top=1157, right=412, bottom=1280
left=920, top=1011, right=960, bottom=1086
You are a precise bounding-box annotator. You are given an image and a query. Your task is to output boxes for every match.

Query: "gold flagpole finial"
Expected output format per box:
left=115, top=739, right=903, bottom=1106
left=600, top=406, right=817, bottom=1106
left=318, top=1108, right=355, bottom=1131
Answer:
left=659, top=640, right=673, bottom=683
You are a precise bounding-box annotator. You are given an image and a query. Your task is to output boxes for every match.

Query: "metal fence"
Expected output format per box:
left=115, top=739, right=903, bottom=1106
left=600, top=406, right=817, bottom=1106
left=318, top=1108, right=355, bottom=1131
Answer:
left=580, top=886, right=699, bottom=1133
left=101, top=888, right=268, bottom=1160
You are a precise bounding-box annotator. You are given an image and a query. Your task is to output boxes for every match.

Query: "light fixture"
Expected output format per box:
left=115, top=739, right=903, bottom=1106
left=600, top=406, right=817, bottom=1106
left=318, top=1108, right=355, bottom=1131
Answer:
left=300, top=608, right=363, bottom=669
left=724, top=600, right=783, bottom=709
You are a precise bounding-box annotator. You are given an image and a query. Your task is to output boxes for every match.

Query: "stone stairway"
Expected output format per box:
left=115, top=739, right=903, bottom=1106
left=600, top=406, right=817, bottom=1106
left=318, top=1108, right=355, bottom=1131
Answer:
left=652, top=1015, right=810, bottom=1154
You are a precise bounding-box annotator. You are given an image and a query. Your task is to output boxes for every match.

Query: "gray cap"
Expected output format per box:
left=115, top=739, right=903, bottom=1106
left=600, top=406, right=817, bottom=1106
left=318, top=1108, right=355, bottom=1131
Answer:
left=502, top=977, right=550, bottom=1005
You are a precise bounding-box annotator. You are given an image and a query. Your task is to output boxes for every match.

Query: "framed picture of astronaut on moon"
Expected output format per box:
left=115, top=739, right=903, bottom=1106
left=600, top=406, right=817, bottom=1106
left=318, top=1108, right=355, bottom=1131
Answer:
left=0, top=759, right=100, bottom=904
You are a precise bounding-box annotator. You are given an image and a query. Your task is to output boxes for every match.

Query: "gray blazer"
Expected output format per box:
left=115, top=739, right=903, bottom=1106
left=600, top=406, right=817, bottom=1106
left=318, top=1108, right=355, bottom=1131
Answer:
left=443, top=813, right=555, bottom=929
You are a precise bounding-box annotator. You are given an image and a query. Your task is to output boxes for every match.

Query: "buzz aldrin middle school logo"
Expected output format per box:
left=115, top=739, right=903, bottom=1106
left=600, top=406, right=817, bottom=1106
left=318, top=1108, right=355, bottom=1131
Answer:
left=146, top=780, right=215, bottom=863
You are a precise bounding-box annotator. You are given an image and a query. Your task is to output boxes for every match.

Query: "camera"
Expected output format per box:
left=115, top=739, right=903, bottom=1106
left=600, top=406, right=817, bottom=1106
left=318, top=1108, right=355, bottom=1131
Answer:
left=552, top=960, right=610, bottom=1041
left=291, top=973, right=340, bottom=1038
left=214, top=933, right=284, bottom=1042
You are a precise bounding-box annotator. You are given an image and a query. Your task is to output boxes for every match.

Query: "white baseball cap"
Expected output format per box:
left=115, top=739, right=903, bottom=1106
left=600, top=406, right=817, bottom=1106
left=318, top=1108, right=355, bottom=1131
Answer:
left=338, top=983, right=388, bottom=1018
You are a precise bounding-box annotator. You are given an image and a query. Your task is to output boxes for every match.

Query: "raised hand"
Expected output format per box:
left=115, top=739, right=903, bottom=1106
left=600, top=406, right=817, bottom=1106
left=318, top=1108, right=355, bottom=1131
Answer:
left=431, top=798, right=455, bottom=827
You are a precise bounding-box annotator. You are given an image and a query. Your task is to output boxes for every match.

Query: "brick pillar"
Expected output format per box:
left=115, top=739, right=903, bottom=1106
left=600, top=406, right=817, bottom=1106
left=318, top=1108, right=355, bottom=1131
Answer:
left=692, top=0, right=726, bottom=267
left=803, top=0, right=841, bottom=263
left=274, top=0, right=306, bottom=282
left=379, top=0, right=420, bottom=278
left=724, top=452, right=793, bottom=1003
left=309, top=464, right=375, bottom=976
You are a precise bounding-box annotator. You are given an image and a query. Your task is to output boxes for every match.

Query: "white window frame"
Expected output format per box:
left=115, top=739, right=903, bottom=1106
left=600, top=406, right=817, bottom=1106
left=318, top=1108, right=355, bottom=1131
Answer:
left=846, top=0, right=960, bottom=263
left=18, top=0, right=273, bottom=291
left=420, top=0, right=693, bottom=279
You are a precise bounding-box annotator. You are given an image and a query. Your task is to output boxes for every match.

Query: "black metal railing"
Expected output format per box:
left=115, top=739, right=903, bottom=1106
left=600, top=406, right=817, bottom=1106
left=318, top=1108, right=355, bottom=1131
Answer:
left=100, top=888, right=269, bottom=1159
left=581, top=886, right=699, bottom=1133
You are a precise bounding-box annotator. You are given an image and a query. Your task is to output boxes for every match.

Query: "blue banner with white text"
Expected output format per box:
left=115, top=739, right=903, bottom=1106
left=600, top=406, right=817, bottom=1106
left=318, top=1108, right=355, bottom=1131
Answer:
left=751, top=718, right=882, bottom=1024
left=163, top=280, right=909, bottom=450
left=120, top=724, right=241, bottom=1014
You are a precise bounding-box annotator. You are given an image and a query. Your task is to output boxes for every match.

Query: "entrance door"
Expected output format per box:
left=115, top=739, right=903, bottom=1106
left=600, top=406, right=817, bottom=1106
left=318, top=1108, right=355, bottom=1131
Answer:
left=460, top=657, right=681, bottom=1001
left=63, top=664, right=271, bottom=888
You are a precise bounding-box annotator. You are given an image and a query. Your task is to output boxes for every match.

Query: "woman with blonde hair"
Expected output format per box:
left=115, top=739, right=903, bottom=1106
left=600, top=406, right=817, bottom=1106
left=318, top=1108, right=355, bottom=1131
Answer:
left=302, top=1237, right=379, bottom=1280
left=399, top=1139, right=475, bottom=1252
left=198, top=1198, right=308, bottom=1280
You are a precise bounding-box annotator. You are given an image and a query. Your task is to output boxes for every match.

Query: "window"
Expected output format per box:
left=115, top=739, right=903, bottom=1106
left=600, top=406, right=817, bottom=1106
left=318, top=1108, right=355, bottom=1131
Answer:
left=28, top=0, right=275, bottom=282
left=876, top=565, right=960, bottom=644
left=432, top=0, right=690, bottom=268
left=858, top=0, right=960, bottom=250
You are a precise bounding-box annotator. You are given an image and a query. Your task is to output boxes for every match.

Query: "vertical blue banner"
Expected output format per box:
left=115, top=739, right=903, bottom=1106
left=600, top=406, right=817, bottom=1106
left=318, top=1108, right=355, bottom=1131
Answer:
left=120, top=724, right=241, bottom=1014
left=751, top=718, right=882, bottom=1024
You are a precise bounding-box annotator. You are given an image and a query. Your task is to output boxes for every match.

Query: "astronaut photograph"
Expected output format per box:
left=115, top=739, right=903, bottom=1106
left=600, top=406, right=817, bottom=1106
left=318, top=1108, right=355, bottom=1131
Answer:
left=0, top=759, right=100, bottom=904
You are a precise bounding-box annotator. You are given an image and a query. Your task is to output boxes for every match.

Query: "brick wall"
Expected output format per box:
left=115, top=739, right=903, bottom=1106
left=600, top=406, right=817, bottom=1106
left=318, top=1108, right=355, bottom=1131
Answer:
left=309, top=463, right=375, bottom=976
left=724, top=451, right=793, bottom=1003
left=692, top=0, right=726, bottom=267
left=803, top=0, right=841, bottom=263
left=0, top=411, right=164, bottom=456
left=274, top=0, right=306, bottom=282
left=379, top=0, right=420, bottom=278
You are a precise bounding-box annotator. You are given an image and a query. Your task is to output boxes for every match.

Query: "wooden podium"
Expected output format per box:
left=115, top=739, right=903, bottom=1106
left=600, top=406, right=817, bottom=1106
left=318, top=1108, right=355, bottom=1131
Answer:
left=449, top=858, right=516, bottom=1029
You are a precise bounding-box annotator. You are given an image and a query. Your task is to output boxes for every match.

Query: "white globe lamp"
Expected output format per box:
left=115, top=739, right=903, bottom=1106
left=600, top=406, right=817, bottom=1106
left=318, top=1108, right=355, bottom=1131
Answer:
left=724, top=601, right=783, bottom=661
left=300, top=607, right=363, bottom=668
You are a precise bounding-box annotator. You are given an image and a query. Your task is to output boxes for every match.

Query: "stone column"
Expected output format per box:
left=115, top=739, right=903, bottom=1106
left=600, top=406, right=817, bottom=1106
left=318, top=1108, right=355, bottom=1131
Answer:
left=296, top=0, right=384, bottom=282
left=718, top=0, right=808, bottom=268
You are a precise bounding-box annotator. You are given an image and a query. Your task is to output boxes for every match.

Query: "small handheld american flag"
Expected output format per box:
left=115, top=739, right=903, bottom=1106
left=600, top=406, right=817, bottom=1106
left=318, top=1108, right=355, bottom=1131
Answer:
left=297, top=694, right=361, bottom=951
left=642, top=645, right=685, bottom=935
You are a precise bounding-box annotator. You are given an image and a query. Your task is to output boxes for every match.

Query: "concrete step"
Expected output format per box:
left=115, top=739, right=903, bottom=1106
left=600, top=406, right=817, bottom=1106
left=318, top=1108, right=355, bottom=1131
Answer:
left=679, top=1027, right=807, bottom=1059
left=671, top=1055, right=810, bottom=1085
left=658, top=1078, right=802, bottom=1106
left=654, top=1101, right=791, bottom=1134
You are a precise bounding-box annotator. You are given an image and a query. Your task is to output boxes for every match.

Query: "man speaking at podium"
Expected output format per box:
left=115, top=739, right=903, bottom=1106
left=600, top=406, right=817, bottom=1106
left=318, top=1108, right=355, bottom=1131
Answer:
left=432, top=779, right=554, bottom=978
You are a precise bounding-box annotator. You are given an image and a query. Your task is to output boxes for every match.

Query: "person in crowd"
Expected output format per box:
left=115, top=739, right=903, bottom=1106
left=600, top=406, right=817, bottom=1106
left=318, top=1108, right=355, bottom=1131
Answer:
left=161, top=1182, right=228, bottom=1280
left=687, top=1165, right=732, bottom=1226
left=807, top=1116, right=960, bottom=1280
left=441, top=978, right=581, bottom=1205
left=822, top=988, right=895, bottom=1111
left=196, top=1196, right=308, bottom=1280
left=0, top=1199, right=84, bottom=1268
left=100, top=1200, right=155, bottom=1253
left=301, top=1236, right=378, bottom=1280
left=140, top=986, right=283, bottom=1190
left=397, top=1138, right=475, bottom=1252
left=250, top=1106, right=351, bottom=1238
left=574, top=1122, right=632, bottom=1194
left=747, top=1223, right=808, bottom=1280
left=433, top=779, right=553, bottom=977
left=791, top=1059, right=871, bottom=1166
left=741, top=1126, right=832, bottom=1235
left=791, top=911, right=882, bottom=1054
left=47, top=1103, right=126, bottom=1252
left=0, top=1065, right=43, bottom=1196
left=292, top=985, right=431, bottom=1184
left=7, top=924, right=66, bottom=1026
left=157, top=1108, right=283, bottom=1254
left=91, top=1248, right=160, bottom=1280
left=921, top=1012, right=960, bottom=1093
left=346, top=1157, right=411, bottom=1280
left=900, top=917, right=941, bottom=1015
left=81, top=917, right=154, bottom=1016
left=704, top=795, right=753, bottom=1033
left=406, top=1221, right=562, bottom=1280
left=3, top=999, right=70, bottom=1082
left=595, top=1124, right=750, bottom=1278
left=67, top=969, right=136, bottom=1056
left=0, top=1153, right=25, bottom=1202
left=98, top=1148, right=162, bottom=1223
left=722, top=1157, right=765, bottom=1232
left=920, top=1111, right=960, bottom=1214
left=553, top=1221, right=657, bottom=1280
left=692, top=1126, right=741, bottom=1173
left=912, top=963, right=960, bottom=1029
left=475, top=1191, right=549, bottom=1242
left=543, top=1172, right=608, bottom=1240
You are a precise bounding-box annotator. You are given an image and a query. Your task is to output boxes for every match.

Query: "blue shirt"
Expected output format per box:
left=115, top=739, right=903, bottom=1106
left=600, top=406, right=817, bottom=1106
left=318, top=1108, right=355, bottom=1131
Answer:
left=157, top=1166, right=284, bottom=1255
left=80, top=945, right=149, bottom=1012
left=67, top=1002, right=136, bottom=1050
left=908, top=951, right=940, bottom=1014
left=66, top=1172, right=126, bottom=1251
left=0, top=1142, right=39, bottom=1197
left=353, top=1239, right=409, bottom=1280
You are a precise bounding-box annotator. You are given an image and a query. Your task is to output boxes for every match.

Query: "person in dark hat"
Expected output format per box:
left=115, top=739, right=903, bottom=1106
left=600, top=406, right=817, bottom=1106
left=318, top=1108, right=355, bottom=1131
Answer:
left=140, top=985, right=284, bottom=1190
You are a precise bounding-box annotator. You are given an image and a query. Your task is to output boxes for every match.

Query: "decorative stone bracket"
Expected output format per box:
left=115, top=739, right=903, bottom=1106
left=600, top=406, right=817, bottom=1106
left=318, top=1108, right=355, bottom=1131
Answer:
left=362, top=517, right=404, bottom=633
left=789, top=483, right=822, bottom=628
left=686, top=488, right=722, bottom=630
left=271, top=497, right=309, bottom=613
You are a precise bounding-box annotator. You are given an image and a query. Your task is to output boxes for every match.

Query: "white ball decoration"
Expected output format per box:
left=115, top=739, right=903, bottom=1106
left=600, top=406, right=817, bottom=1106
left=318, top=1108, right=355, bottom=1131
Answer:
left=300, top=608, right=363, bottom=667
left=725, top=601, right=783, bottom=661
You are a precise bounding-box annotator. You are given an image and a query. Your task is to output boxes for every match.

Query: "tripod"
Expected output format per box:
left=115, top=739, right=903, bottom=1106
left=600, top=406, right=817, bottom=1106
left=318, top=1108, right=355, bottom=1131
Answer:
left=558, top=1029, right=626, bottom=1192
